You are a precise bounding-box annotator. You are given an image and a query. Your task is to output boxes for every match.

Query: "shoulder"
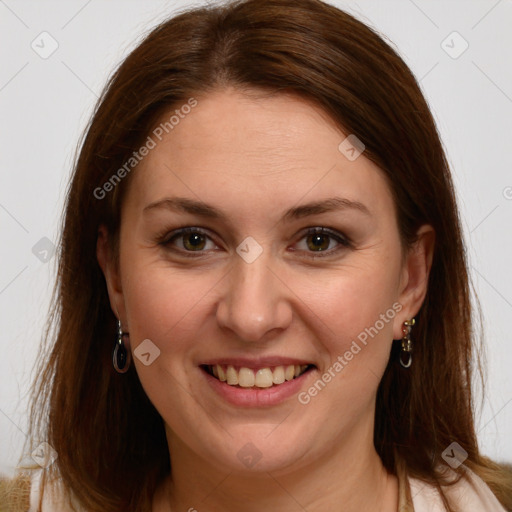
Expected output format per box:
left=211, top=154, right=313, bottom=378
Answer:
left=408, top=466, right=507, bottom=512
left=0, top=472, right=31, bottom=511
left=1, top=470, right=86, bottom=512
left=30, top=469, right=86, bottom=512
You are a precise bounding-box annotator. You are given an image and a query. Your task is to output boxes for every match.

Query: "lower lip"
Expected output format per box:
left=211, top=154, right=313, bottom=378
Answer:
left=201, top=367, right=314, bottom=407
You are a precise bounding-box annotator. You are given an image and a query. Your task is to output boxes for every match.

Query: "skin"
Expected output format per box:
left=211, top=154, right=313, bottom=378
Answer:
left=97, top=87, right=434, bottom=511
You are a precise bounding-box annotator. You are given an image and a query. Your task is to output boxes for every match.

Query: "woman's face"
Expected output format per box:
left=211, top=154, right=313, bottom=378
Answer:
left=100, top=88, right=430, bottom=475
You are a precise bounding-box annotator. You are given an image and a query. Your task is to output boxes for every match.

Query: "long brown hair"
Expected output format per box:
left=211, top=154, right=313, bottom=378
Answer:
left=25, top=0, right=511, bottom=510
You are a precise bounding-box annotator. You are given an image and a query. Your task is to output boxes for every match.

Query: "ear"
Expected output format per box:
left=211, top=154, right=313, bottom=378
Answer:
left=96, top=224, right=126, bottom=324
left=393, top=224, right=435, bottom=339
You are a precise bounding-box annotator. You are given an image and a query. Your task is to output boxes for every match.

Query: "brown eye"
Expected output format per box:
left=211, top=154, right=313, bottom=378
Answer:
left=163, top=227, right=218, bottom=254
left=306, top=233, right=331, bottom=252
left=293, top=227, right=351, bottom=257
left=182, top=231, right=207, bottom=251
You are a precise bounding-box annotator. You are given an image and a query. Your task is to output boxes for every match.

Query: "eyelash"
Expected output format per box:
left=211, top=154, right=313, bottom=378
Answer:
left=157, top=226, right=352, bottom=259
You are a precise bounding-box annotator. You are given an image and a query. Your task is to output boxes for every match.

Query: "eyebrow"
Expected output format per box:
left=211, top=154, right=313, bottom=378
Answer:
left=143, top=196, right=371, bottom=221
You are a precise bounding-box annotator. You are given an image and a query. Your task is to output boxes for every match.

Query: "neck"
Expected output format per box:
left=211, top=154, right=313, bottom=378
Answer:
left=153, top=424, right=398, bottom=512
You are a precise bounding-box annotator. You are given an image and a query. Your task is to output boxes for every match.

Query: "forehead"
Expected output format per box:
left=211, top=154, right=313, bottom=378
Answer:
left=123, top=88, right=394, bottom=222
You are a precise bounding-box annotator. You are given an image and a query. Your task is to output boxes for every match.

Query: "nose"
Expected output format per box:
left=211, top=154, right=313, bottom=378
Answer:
left=215, top=248, right=293, bottom=343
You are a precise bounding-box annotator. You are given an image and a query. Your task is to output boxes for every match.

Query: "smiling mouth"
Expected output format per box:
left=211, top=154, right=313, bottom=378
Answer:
left=201, top=364, right=314, bottom=389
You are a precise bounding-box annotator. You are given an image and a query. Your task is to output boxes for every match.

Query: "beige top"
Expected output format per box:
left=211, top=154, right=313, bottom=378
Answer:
left=396, top=463, right=507, bottom=512
left=23, top=466, right=506, bottom=511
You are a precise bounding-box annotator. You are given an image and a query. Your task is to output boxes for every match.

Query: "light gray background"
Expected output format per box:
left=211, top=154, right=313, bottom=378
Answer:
left=1, top=0, right=511, bottom=476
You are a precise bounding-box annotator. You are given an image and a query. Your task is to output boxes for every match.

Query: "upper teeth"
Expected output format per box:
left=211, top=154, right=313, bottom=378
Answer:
left=210, top=364, right=308, bottom=388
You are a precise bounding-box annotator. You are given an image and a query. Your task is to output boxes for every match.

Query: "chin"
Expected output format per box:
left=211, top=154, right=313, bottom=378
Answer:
left=199, top=419, right=316, bottom=474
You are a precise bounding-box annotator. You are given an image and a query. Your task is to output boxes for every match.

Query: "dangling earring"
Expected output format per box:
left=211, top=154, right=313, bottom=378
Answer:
left=113, top=319, right=131, bottom=373
left=399, top=318, right=415, bottom=368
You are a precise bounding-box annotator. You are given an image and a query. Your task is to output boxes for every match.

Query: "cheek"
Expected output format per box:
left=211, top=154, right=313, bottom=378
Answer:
left=297, top=261, right=400, bottom=350
left=294, top=275, right=400, bottom=423
left=292, top=262, right=401, bottom=418
left=119, top=261, right=218, bottom=427
left=121, top=259, right=219, bottom=353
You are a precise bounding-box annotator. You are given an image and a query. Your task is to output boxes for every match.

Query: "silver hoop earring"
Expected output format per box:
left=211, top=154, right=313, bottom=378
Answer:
left=399, top=318, right=415, bottom=369
left=113, top=320, right=131, bottom=373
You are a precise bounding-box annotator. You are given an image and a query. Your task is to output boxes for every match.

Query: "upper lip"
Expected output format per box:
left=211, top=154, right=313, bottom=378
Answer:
left=199, top=357, right=315, bottom=369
